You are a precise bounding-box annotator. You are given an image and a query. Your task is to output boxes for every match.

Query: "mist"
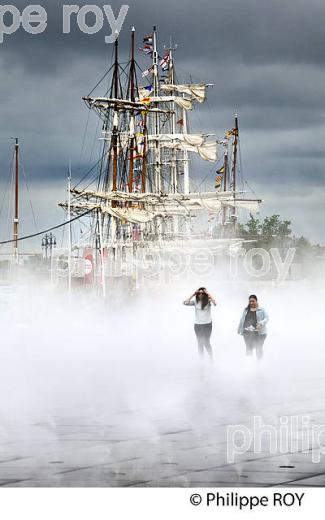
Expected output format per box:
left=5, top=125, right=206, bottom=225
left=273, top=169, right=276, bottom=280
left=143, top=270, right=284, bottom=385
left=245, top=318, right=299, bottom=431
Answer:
left=0, top=263, right=324, bottom=486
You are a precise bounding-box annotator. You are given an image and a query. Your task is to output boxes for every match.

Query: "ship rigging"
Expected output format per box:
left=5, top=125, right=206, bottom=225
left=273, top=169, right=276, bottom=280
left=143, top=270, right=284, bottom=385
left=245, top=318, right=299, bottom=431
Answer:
left=59, top=26, right=262, bottom=292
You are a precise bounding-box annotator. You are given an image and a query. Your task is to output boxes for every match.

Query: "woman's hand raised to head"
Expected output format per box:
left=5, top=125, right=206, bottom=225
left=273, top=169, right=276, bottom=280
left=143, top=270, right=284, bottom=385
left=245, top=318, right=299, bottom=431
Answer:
left=183, top=292, right=196, bottom=305
left=205, top=289, right=217, bottom=306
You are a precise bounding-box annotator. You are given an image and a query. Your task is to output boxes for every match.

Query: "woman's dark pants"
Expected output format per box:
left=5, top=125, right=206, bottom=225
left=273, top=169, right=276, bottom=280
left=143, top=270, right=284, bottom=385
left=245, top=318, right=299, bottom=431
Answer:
left=194, top=323, right=213, bottom=359
left=243, top=332, right=267, bottom=359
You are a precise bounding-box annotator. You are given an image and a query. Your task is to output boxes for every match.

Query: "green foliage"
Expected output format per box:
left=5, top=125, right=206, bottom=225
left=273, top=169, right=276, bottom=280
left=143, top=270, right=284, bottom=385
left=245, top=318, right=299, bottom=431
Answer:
left=261, top=214, right=292, bottom=240
left=239, top=213, right=292, bottom=247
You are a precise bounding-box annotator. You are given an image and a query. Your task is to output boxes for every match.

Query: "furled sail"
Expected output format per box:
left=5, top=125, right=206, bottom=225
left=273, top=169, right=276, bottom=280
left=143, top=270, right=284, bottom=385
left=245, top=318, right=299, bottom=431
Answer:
left=147, top=134, right=217, bottom=162
left=65, top=190, right=261, bottom=221
left=222, top=199, right=260, bottom=213
left=160, top=84, right=207, bottom=103
left=138, top=90, right=194, bottom=110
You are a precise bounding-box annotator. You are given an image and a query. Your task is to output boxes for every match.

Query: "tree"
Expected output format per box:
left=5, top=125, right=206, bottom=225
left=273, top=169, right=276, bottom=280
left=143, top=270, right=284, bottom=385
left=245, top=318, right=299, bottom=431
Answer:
left=239, top=214, right=293, bottom=248
left=238, top=214, right=261, bottom=238
left=261, top=215, right=292, bottom=240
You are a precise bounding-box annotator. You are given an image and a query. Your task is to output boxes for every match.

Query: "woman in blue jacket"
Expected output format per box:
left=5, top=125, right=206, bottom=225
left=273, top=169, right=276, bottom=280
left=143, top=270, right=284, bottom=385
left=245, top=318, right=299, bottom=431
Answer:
left=238, top=295, right=269, bottom=360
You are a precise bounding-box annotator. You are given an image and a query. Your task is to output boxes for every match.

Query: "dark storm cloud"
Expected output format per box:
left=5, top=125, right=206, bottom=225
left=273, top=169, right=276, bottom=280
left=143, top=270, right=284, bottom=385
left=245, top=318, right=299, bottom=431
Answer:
left=0, top=0, right=324, bottom=240
left=2, top=0, right=325, bottom=68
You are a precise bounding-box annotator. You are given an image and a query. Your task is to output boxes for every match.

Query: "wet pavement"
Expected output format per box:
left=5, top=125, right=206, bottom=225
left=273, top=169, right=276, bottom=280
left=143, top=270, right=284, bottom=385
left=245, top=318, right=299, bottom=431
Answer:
left=1, top=366, right=325, bottom=487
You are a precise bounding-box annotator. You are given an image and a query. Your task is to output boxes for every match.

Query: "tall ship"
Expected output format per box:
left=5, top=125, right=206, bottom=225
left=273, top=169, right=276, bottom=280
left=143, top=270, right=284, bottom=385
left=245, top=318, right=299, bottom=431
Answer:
left=59, top=26, right=262, bottom=294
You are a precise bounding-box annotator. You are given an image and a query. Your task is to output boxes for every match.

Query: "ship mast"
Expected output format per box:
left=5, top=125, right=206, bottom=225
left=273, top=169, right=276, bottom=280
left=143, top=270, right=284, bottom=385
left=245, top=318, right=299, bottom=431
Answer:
left=152, top=26, right=161, bottom=193
left=128, top=27, right=136, bottom=194
left=112, top=34, right=119, bottom=195
left=141, top=112, right=148, bottom=193
left=222, top=144, right=229, bottom=226
left=13, top=137, right=19, bottom=263
left=231, top=114, right=239, bottom=226
left=166, top=39, right=178, bottom=194
left=59, top=30, right=262, bottom=267
left=152, top=26, right=159, bottom=98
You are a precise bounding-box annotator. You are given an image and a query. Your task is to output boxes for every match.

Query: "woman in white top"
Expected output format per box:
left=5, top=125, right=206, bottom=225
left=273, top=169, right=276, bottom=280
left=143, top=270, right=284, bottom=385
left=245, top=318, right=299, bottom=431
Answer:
left=183, top=287, right=217, bottom=360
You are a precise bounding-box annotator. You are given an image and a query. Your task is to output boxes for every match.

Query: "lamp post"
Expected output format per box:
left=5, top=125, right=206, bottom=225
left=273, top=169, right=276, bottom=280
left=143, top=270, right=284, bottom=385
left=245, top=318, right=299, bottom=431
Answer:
left=42, top=233, right=57, bottom=282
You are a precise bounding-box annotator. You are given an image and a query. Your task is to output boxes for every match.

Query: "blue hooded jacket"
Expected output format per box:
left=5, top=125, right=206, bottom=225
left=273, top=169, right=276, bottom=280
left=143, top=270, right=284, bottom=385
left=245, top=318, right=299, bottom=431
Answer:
left=237, top=307, right=269, bottom=336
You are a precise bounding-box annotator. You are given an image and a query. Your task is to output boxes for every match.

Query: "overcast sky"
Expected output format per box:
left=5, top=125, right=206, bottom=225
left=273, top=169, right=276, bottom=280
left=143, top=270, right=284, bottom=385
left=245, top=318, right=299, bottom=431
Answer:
left=0, top=0, right=324, bottom=245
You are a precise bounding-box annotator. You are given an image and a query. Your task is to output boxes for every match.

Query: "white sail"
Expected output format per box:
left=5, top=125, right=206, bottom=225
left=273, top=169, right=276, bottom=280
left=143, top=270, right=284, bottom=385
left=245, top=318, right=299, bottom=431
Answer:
left=147, top=134, right=217, bottom=162
left=138, top=90, right=194, bottom=110
left=223, top=200, right=260, bottom=213
left=148, top=134, right=205, bottom=146
left=161, top=83, right=207, bottom=103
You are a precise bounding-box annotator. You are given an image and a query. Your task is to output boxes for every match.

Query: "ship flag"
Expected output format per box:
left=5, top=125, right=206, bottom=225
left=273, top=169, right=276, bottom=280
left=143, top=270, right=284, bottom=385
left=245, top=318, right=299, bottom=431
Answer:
left=225, top=128, right=239, bottom=139
left=159, top=52, right=170, bottom=71
left=215, top=165, right=224, bottom=189
left=139, top=43, right=154, bottom=55
left=142, top=66, right=154, bottom=78
left=143, top=34, right=153, bottom=44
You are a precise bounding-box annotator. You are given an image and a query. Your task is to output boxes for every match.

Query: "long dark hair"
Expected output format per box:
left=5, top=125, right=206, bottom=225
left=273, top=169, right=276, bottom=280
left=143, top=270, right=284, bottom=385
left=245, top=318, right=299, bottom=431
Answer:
left=246, top=294, right=258, bottom=310
left=196, top=287, right=209, bottom=309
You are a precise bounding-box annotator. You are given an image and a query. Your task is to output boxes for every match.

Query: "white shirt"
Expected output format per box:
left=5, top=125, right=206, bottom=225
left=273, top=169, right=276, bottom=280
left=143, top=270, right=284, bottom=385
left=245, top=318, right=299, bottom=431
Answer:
left=188, top=300, right=212, bottom=325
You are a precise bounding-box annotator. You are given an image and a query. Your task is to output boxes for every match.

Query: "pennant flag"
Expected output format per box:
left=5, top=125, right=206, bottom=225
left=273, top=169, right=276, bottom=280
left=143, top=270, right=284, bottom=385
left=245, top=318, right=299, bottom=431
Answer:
left=139, top=43, right=153, bottom=55
left=225, top=128, right=238, bottom=139
left=215, top=175, right=223, bottom=189
left=176, top=118, right=184, bottom=126
left=215, top=166, right=224, bottom=189
left=141, top=97, right=151, bottom=105
left=143, top=34, right=153, bottom=44
left=143, top=85, right=153, bottom=92
left=142, top=66, right=154, bottom=78
left=159, top=52, right=170, bottom=71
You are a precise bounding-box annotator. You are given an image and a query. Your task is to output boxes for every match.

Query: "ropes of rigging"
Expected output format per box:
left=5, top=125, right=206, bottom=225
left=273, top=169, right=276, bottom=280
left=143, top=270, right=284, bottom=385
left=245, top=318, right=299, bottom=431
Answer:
left=0, top=209, right=93, bottom=245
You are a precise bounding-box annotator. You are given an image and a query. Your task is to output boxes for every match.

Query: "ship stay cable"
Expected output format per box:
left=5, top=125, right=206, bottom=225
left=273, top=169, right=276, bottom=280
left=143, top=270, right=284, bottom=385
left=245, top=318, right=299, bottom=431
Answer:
left=20, top=152, right=39, bottom=232
left=0, top=149, right=15, bottom=225
left=0, top=209, right=93, bottom=245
